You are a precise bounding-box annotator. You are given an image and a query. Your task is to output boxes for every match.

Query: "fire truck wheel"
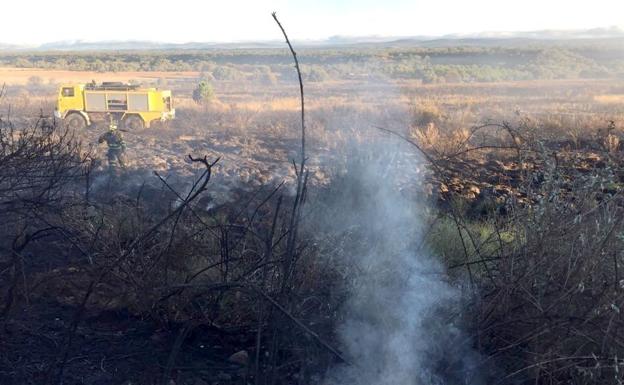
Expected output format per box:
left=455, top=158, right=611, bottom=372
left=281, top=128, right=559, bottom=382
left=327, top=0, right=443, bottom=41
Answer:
left=64, top=113, right=87, bottom=130
left=123, top=115, right=144, bottom=130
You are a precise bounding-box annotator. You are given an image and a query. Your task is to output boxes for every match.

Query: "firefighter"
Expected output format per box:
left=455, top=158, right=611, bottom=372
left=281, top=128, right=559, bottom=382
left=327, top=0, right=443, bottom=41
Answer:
left=98, top=118, right=126, bottom=170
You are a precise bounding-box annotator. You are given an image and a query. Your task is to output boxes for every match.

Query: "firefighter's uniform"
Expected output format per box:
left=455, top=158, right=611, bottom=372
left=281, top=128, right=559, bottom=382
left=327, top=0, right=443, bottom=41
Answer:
left=98, top=122, right=126, bottom=169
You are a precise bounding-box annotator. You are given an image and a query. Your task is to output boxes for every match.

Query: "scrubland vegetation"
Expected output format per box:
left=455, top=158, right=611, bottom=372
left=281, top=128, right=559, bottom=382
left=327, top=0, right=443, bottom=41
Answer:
left=2, top=40, right=624, bottom=384
left=2, top=38, right=624, bottom=84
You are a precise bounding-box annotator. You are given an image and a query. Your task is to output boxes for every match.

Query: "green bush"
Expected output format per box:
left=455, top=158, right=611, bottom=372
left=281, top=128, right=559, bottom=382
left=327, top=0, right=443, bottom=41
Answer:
left=192, top=80, right=214, bottom=104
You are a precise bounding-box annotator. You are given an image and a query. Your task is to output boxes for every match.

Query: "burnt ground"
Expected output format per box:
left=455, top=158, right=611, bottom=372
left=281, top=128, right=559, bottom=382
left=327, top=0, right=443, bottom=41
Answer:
left=3, top=103, right=624, bottom=384
left=0, top=108, right=395, bottom=385
left=0, top=171, right=275, bottom=385
left=3, top=297, right=255, bottom=384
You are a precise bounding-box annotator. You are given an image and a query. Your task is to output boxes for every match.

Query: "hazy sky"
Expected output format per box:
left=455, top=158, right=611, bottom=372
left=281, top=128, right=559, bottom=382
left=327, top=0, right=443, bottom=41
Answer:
left=4, top=0, right=624, bottom=44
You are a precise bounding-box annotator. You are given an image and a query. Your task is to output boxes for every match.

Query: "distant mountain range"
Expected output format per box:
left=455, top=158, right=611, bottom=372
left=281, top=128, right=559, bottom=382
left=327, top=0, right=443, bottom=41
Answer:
left=2, top=26, right=623, bottom=51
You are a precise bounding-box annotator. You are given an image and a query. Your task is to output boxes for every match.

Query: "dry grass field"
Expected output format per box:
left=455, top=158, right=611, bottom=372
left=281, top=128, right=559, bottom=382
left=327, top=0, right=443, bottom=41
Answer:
left=4, top=67, right=624, bottom=188
left=0, top=66, right=199, bottom=85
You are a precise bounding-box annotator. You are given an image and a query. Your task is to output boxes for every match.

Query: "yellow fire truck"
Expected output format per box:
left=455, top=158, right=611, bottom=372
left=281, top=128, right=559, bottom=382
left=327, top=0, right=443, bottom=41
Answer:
left=54, top=82, right=175, bottom=129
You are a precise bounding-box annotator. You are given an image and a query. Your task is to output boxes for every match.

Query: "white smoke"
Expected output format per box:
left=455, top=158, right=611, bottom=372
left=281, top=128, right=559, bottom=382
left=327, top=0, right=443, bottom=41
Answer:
left=314, top=131, right=485, bottom=384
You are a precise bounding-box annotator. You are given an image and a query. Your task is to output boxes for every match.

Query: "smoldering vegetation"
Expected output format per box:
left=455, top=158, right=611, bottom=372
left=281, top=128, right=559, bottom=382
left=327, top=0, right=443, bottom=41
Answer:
left=2, top=51, right=624, bottom=385
left=0, top=104, right=490, bottom=385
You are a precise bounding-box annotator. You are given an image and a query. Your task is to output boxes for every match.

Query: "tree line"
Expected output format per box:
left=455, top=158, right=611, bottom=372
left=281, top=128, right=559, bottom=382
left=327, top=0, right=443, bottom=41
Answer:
left=1, top=43, right=623, bottom=84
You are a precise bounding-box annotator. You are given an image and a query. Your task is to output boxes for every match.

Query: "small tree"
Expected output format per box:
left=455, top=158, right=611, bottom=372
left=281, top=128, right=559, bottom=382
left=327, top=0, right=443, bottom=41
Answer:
left=192, top=80, right=214, bottom=104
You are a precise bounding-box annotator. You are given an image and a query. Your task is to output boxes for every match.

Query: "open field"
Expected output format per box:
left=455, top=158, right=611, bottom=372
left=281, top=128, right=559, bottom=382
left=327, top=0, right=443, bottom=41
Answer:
left=0, top=66, right=199, bottom=85
left=3, top=67, right=623, bottom=209
left=3, top=44, right=624, bottom=384
left=4, top=67, right=624, bottom=187
left=7, top=66, right=624, bottom=118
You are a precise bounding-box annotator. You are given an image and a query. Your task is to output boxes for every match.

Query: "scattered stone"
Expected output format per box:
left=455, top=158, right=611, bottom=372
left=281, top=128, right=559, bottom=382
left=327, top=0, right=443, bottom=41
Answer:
left=228, top=350, right=249, bottom=366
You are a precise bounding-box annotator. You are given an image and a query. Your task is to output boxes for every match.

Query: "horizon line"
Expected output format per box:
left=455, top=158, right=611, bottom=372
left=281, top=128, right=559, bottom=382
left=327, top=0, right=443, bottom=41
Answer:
left=2, top=25, right=623, bottom=48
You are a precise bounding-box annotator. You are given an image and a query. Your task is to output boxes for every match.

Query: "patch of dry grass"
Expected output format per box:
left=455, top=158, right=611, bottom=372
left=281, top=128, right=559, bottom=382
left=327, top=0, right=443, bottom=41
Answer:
left=594, top=94, right=624, bottom=104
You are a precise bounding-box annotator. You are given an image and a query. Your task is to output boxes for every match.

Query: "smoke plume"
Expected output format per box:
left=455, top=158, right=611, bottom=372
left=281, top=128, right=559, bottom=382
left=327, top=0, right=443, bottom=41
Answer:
left=314, top=134, right=484, bottom=385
